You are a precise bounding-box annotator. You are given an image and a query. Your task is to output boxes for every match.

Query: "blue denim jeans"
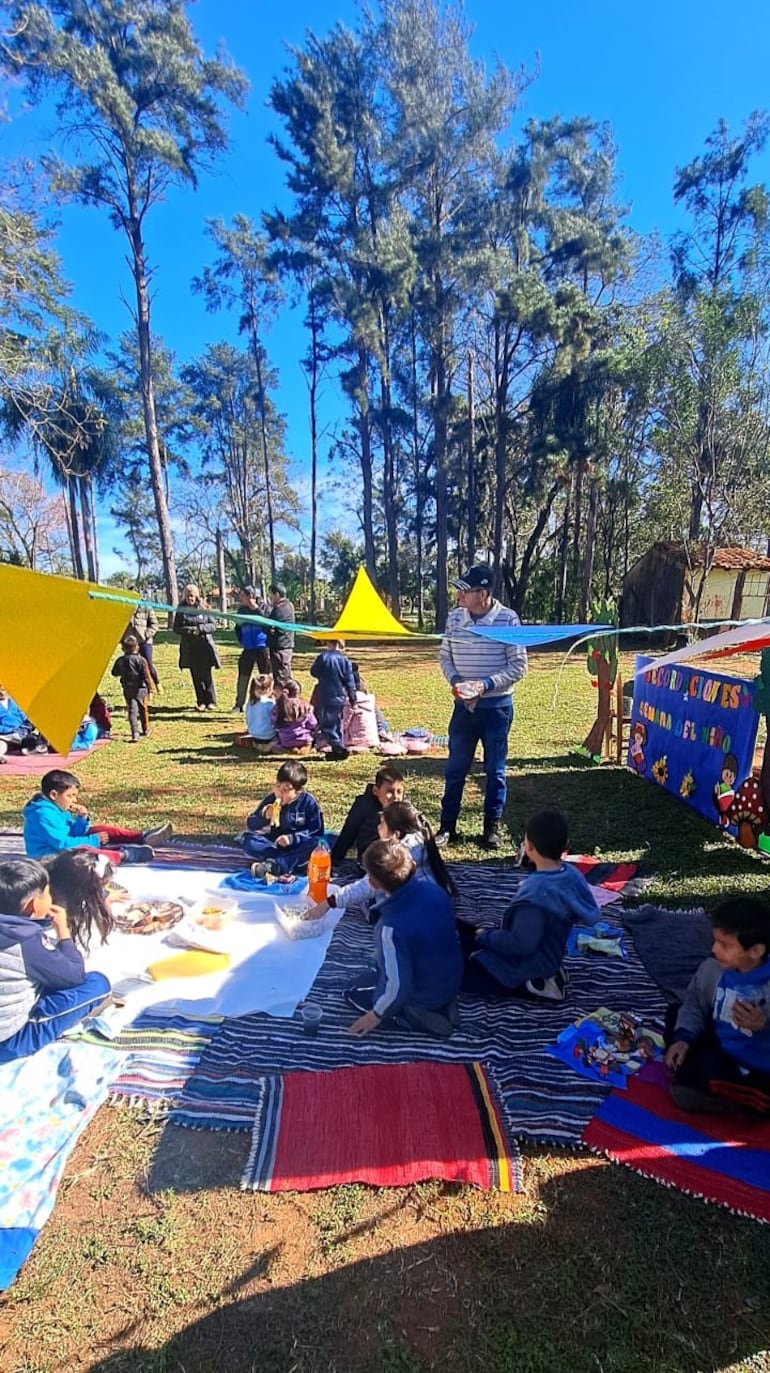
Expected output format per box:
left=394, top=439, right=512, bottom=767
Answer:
left=316, top=698, right=345, bottom=751
left=440, top=696, right=513, bottom=832
left=0, top=971, right=111, bottom=1063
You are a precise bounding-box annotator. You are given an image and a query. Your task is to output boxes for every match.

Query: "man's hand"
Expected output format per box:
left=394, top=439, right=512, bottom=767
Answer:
left=275, top=834, right=291, bottom=848
left=49, top=904, right=71, bottom=940
left=733, top=999, right=768, bottom=1034
left=665, top=1040, right=690, bottom=1070
left=347, top=1010, right=381, bottom=1037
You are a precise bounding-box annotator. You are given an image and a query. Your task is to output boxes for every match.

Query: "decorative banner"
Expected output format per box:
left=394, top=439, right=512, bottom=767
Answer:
left=628, top=654, right=760, bottom=842
left=0, top=565, right=136, bottom=755
left=315, top=566, right=411, bottom=640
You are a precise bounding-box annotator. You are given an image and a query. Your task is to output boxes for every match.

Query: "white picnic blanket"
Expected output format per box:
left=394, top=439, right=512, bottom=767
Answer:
left=85, top=867, right=341, bottom=1021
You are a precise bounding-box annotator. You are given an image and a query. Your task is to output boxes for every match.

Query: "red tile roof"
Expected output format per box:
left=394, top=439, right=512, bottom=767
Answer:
left=653, top=543, right=770, bottom=572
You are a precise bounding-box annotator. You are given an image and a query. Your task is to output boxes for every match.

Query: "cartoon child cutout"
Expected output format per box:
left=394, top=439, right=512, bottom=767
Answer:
left=628, top=721, right=647, bottom=774
left=714, top=752, right=739, bottom=827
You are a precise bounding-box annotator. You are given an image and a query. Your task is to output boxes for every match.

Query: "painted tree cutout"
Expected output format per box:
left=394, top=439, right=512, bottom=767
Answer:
left=580, top=600, right=619, bottom=762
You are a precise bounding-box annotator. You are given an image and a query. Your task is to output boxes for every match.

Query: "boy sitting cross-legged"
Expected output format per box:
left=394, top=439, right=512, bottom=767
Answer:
left=23, top=769, right=172, bottom=866
left=240, top=760, right=324, bottom=878
left=345, top=840, right=463, bottom=1039
left=665, top=896, right=770, bottom=1114
left=462, top=810, right=598, bottom=1001
left=0, top=858, right=111, bottom=1063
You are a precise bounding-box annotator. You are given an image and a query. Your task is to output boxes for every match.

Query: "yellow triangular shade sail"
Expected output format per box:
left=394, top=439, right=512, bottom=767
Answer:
left=315, top=567, right=411, bottom=640
left=0, top=565, right=137, bottom=755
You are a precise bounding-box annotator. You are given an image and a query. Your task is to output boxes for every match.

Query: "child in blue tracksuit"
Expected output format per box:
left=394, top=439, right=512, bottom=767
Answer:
left=0, top=858, right=111, bottom=1063
left=310, top=639, right=357, bottom=761
left=240, top=760, right=324, bottom=877
left=345, top=840, right=463, bottom=1039
left=463, top=810, right=598, bottom=1001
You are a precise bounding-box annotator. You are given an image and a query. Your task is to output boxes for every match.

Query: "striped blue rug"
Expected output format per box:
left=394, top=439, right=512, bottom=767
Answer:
left=171, top=861, right=665, bottom=1145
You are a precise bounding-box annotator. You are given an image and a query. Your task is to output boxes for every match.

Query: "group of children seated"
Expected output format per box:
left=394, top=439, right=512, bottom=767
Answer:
left=237, top=649, right=391, bottom=761
left=1, top=760, right=768, bottom=1119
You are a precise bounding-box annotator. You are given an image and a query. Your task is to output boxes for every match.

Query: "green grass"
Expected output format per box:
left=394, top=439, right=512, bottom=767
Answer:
left=1, top=639, right=769, bottom=1373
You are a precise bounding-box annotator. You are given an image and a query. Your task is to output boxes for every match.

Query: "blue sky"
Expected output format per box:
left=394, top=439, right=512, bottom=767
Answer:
left=4, top=0, right=770, bottom=575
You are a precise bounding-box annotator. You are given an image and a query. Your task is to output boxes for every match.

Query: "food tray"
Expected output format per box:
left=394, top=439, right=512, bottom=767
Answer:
left=274, top=900, right=334, bottom=941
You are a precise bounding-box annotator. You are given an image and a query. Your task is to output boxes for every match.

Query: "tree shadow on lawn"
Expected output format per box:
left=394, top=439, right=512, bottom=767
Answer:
left=88, top=1146, right=770, bottom=1373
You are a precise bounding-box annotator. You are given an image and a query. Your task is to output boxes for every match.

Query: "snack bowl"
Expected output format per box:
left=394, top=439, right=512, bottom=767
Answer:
left=187, top=894, right=240, bottom=930
left=274, top=899, right=333, bottom=941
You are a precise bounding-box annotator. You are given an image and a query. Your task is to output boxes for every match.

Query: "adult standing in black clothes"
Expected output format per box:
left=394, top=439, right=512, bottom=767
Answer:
left=268, top=582, right=295, bottom=689
left=173, top=583, right=220, bottom=711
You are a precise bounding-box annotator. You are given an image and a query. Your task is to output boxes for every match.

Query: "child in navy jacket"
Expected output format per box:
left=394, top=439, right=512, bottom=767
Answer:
left=345, top=840, right=463, bottom=1039
left=310, top=639, right=357, bottom=760
left=0, top=858, right=110, bottom=1063
left=240, top=761, right=324, bottom=877
left=464, top=811, right=597, bottom=1001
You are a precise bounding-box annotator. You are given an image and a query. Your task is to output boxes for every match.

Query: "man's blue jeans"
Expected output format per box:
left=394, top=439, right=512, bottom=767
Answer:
left=0, top=972, right=111, bottom=1063
left=440, top=696, right=513, bottom=832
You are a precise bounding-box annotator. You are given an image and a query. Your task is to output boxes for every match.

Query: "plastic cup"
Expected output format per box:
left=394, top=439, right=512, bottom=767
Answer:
left=301, top=1003, right=323, bottom=1037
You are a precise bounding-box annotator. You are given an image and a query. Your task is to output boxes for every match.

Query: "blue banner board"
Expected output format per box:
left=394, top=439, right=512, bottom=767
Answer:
left=628, top=655, right=760, bottom=840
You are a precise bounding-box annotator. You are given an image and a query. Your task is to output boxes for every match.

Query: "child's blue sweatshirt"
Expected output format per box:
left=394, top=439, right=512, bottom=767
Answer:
left=0, top=913, right=85, bottom=1042
left=246, top=790, right=324, bottom=850
left=23, top=795, right=98, bottom=859
left=473, top=863, right=597, bottom=988
left=675, top=957, right=770, bottom=1073
left=310, top=649, right=357, bottom=706
left=372, top=875, right=463, bottom=1019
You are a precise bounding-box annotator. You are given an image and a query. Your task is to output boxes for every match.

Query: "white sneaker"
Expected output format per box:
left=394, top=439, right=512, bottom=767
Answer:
left=525, top=974, right=566, bottom=1002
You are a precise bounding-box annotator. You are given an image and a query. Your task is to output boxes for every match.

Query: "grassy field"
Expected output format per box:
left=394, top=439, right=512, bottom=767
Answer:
left=0, top=637, right=769, bottom=1373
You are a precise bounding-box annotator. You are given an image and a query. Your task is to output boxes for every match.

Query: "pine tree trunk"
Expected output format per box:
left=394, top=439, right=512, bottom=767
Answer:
left=410, top=317, right=424, bottom=630
left=307, top=280, right=320, bottom=622
left=579, top=477, right=599, bottom=621
left=252, top=335, right=277, bottom=583
left=67, top=478, right=84, bottom=580
left=129, top=217, right=178, bottom=611
left=555, top=490, right=571, bottom=622
left=356, top=349, right=377, bottom=581
left=492, top=322, right=508, bottom=580
left=379, top=311, right=400, bottom=615
left=79, top=476, right=97, bottom=582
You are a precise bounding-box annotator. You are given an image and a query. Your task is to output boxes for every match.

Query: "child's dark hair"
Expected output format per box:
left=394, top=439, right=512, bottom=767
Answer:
left=374, top=763, right=404, bottom=788
left=43, top=850, right=114, bottom=951
left=41, top=769, right=80, bottom=797
left=274, top=680, right=310, bottom=725
left=122, top=634, right=139, bottom=651
left=525, top=810, right=568, bottom=861
left=363, top=839, right=416, bottom=893
left=380, top=800, right=458, bottom=897
left=711, top=896, right=770, bottom=951
left=249, top=674, right=273, bottom=703
left=0, top=858, right=49, bottom=914
left=276, top=760, right=308, bottom=789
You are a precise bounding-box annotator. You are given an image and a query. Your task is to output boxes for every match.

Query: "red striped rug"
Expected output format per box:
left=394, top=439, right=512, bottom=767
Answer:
left=241, top=1061, right=522, bottom=1194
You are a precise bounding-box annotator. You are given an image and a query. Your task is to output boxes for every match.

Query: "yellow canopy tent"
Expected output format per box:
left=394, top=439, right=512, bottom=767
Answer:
left=314, top=567, right=411, bottom=640
left=0, top=565, right=137, bottom=755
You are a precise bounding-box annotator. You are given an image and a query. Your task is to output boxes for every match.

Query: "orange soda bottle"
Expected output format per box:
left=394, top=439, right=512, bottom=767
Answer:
left=307, top=839, right=331, bottom=903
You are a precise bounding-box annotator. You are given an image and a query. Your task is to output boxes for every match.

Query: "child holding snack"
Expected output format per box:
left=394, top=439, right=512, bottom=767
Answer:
left=240, top=760, right=324, bottom=877
left=23, top=769, right=172, bottom=866
left=0, top=857, right=111, bottom=1062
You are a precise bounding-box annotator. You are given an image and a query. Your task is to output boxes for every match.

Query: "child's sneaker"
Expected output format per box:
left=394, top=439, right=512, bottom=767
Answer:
left=142, top=821, right=173, bottom=846
left=119, top=844, right=154, bottom=864
left=525, top=972, right=567, bottom=1002
left=251, top=860, right=277, bottom=880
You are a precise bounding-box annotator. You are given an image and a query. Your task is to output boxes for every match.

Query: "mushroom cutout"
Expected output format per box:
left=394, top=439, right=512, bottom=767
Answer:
left=726, top=776, right=767, bottom=849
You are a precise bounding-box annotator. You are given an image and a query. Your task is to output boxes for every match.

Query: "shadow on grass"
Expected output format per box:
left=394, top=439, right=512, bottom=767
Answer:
left=86, top=1153, right=770, bottom=1373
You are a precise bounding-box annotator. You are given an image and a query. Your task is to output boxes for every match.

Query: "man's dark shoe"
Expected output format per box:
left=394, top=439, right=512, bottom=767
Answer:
left=479, top=821, right=503, bottom=851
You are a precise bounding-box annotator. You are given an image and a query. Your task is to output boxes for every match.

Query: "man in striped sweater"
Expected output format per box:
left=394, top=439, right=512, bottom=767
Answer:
left=437, top=565, right=527, bottom=851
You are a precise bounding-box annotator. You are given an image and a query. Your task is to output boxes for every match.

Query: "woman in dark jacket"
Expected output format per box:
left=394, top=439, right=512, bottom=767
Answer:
left=173, top=584, right=220, bottom=710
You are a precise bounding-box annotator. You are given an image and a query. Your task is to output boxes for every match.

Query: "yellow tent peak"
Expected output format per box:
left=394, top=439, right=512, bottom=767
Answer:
left=313, top=567, right=411, bottom=640
left=0, top=565, right=138, bottom=755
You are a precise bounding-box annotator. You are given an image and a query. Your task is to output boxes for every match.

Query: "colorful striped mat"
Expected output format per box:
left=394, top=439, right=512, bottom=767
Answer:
left=77, top=1012, right=221, bottom=1111
left=172, top=861, right=664, bottom=1145
left=582, top=1069, right=770, bottom=1224
left=241, top=1061, right=522, bottom=1193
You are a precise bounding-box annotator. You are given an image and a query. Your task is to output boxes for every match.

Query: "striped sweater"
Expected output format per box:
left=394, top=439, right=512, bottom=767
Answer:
left=439, top=600, right=527, bottom=701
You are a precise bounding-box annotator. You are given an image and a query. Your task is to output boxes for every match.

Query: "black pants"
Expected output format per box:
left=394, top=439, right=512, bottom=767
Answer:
left=270, top=648, right=293, bottom=689
left=235, top=648, right=271, bottom=709
left=665, top=1004, right=770, bottom=1113
left=188, top=668, right=216, bottom=707
left=125, top=687, right=149, bottom=739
